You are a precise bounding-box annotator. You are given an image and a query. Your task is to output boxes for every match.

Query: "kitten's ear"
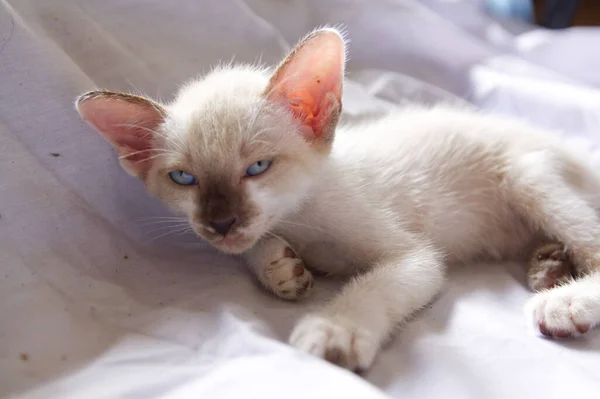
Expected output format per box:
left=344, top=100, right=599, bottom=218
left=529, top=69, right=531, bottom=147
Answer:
left=75, top=90, right=166, bottom=178
left=265, top=28, right=345, bottom=145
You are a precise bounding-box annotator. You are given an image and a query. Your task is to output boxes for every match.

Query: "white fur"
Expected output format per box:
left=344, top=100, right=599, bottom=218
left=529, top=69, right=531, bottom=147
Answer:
left=273, top=106, right=600, bottom=369
left=77, top=28, right=600, bottom=372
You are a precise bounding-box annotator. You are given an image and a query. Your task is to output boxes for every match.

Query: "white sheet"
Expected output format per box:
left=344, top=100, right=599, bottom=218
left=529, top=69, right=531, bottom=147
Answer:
left=1, top=0, right=599, bottom=398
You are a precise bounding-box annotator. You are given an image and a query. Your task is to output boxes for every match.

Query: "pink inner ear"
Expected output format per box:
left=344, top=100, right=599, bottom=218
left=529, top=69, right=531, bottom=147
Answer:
left=77, top=94, right=165, bottom=174
left=266, top=29, right=345, bottom=139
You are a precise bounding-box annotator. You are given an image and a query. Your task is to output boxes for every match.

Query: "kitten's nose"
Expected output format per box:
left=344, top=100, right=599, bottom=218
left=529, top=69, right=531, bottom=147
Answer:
left=209, top=217, right=237, bottom=236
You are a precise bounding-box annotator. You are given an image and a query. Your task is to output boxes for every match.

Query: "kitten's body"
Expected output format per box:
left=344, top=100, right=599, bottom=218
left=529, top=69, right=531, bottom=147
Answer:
left=76, top=28, right=600, bottom=372
left=279, top=107, right=543, bottom=272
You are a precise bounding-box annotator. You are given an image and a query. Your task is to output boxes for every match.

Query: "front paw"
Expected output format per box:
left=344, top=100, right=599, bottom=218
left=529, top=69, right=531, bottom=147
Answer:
left=289, top=315, right=379, bottom=372
left=264, top=255, right=313, bottom=301
left=526, top=283, right=599, bottom=338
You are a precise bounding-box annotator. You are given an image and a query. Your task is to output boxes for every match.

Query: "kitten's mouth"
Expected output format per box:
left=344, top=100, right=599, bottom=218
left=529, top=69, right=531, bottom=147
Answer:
left=212, top=232, right=256, bottom=253
left=217, top=232, right=244, bottom=245
left=192, top=225, right=255, bottom=254
left=191, top=221, right=263, bottom=254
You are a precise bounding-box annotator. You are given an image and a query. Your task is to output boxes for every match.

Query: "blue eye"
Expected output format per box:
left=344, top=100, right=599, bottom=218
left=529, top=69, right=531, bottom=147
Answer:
left=169, top=170, right=197, bottom=185
left=246, top=160, right=272, bottom=176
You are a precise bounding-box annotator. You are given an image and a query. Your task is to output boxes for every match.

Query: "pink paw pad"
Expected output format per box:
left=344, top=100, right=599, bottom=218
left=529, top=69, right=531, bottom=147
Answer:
left=539, top=322, right=572, bottom=338
left=532, top=294, right=595, bottom=338
left=538, top=321, right=590, bottom=338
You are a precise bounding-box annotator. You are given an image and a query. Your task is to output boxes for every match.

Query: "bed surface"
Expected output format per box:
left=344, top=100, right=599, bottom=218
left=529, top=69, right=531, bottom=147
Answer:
left=1, top=0, right=599, bottom=397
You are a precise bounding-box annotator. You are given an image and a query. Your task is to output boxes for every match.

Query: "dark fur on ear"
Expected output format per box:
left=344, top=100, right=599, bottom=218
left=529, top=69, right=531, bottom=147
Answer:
left=75, top=90, right=167, bottom=178
left=76, top=90, right=166, bottom=117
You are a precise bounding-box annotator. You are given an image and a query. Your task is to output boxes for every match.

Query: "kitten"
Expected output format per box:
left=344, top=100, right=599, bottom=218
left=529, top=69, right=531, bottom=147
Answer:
left=76, top=28, right=600, bottom=371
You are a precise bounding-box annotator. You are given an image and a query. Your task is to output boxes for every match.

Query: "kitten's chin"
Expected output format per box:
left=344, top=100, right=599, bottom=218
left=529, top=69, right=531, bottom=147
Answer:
left=209, top=233, right=258, bottom=254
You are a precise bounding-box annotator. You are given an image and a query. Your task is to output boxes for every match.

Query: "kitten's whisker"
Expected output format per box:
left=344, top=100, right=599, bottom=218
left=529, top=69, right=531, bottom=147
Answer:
left=144, top=223, right=191, bottom=235
left=236, top=111, right=244, bottom=138
left=145, top=225, right=195, bottom=243
left=246, top=96, right=267, bottom=134
left=129, top=152, right=175, bottom=164
left=247, top=124, right=281, bottom=148
left=264, top=230, right=289, bottom=246
left=119, top=148, right=173, bottom=156
left=277, top=219, right=335, bottom=237
left=113, top=123, right=184, bottom=150
left=141, top=219, right=189, bottom=228
left=138, top=220, right=188, bottom=225
left=138, top=218, right=187, bottom=224
left=173, top=227, right=195, bottom=237
left=137, top=220, right=190, bottom=227
left=138, top=216, right=187, bottom=220
left=250, top=126, right=275, bottom=140
left=112, top=123, right=165, bottom=138
left=137, top=216, right=188, bottom=225
left=118, top=148, right=177, bottom=160
left=249, top=139, right=271, bottom=146
left=161, top=125, right=187, bottom=148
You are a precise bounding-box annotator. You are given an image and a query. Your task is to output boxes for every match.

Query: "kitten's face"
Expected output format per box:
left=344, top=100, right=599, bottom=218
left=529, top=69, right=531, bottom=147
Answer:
left=76, top=28, right=345, bottom=254
left=143, top=70, right=327, bottom=253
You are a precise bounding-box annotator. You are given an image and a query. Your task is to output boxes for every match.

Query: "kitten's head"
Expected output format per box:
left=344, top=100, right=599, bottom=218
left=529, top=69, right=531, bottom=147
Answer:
left=76, top=28, right=345, bottom=253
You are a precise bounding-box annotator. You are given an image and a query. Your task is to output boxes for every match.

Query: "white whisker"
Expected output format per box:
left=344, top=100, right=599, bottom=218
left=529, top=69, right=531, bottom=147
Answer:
left=144, top=223, right=191, bottom=235
left=129, top=152, right=175, bottom=164
left=119, top=148, right=178, bottom=160
left=138, top=216, right=187, bottom=220
left=277, top=219, right=334, bottom=237
left=137, top=219, right=190, bottom=227
left=145, top=225, right=195, bottom=244
left=264, top=230, right=290, bottom=246
left=113, top=123, right=185, bottom=150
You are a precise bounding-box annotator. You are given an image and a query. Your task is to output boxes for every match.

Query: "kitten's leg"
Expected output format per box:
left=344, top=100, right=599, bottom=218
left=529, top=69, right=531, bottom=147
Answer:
left=510, top=154, right=600, bottom=337
left=527, top=242, right=575, bottom=291
left=290, top=243, right=445, bottom=371
left=243, top=236, right=313, bottom=301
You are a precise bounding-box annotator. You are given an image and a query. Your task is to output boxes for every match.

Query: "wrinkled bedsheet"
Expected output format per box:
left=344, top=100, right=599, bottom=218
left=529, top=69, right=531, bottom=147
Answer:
left=1, top=0, right=599, bottom=398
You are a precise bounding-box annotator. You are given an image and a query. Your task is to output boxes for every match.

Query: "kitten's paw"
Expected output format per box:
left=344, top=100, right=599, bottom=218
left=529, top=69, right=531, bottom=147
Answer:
left=289, top=315, right=378, bottom=372
left=264, top=251, right=313, bottom=301
left=528, top=243, right=574, bottom=291
left=526, top=283, right=600, bottom=338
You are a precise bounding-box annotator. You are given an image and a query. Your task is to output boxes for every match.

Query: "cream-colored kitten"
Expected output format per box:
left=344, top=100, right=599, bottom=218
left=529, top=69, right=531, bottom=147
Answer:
left=76, top=28, right=600, bottom=371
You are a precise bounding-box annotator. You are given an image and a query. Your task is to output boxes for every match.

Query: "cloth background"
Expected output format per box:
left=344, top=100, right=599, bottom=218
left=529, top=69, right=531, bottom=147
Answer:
left=1, top=0, right=599, bottom=397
